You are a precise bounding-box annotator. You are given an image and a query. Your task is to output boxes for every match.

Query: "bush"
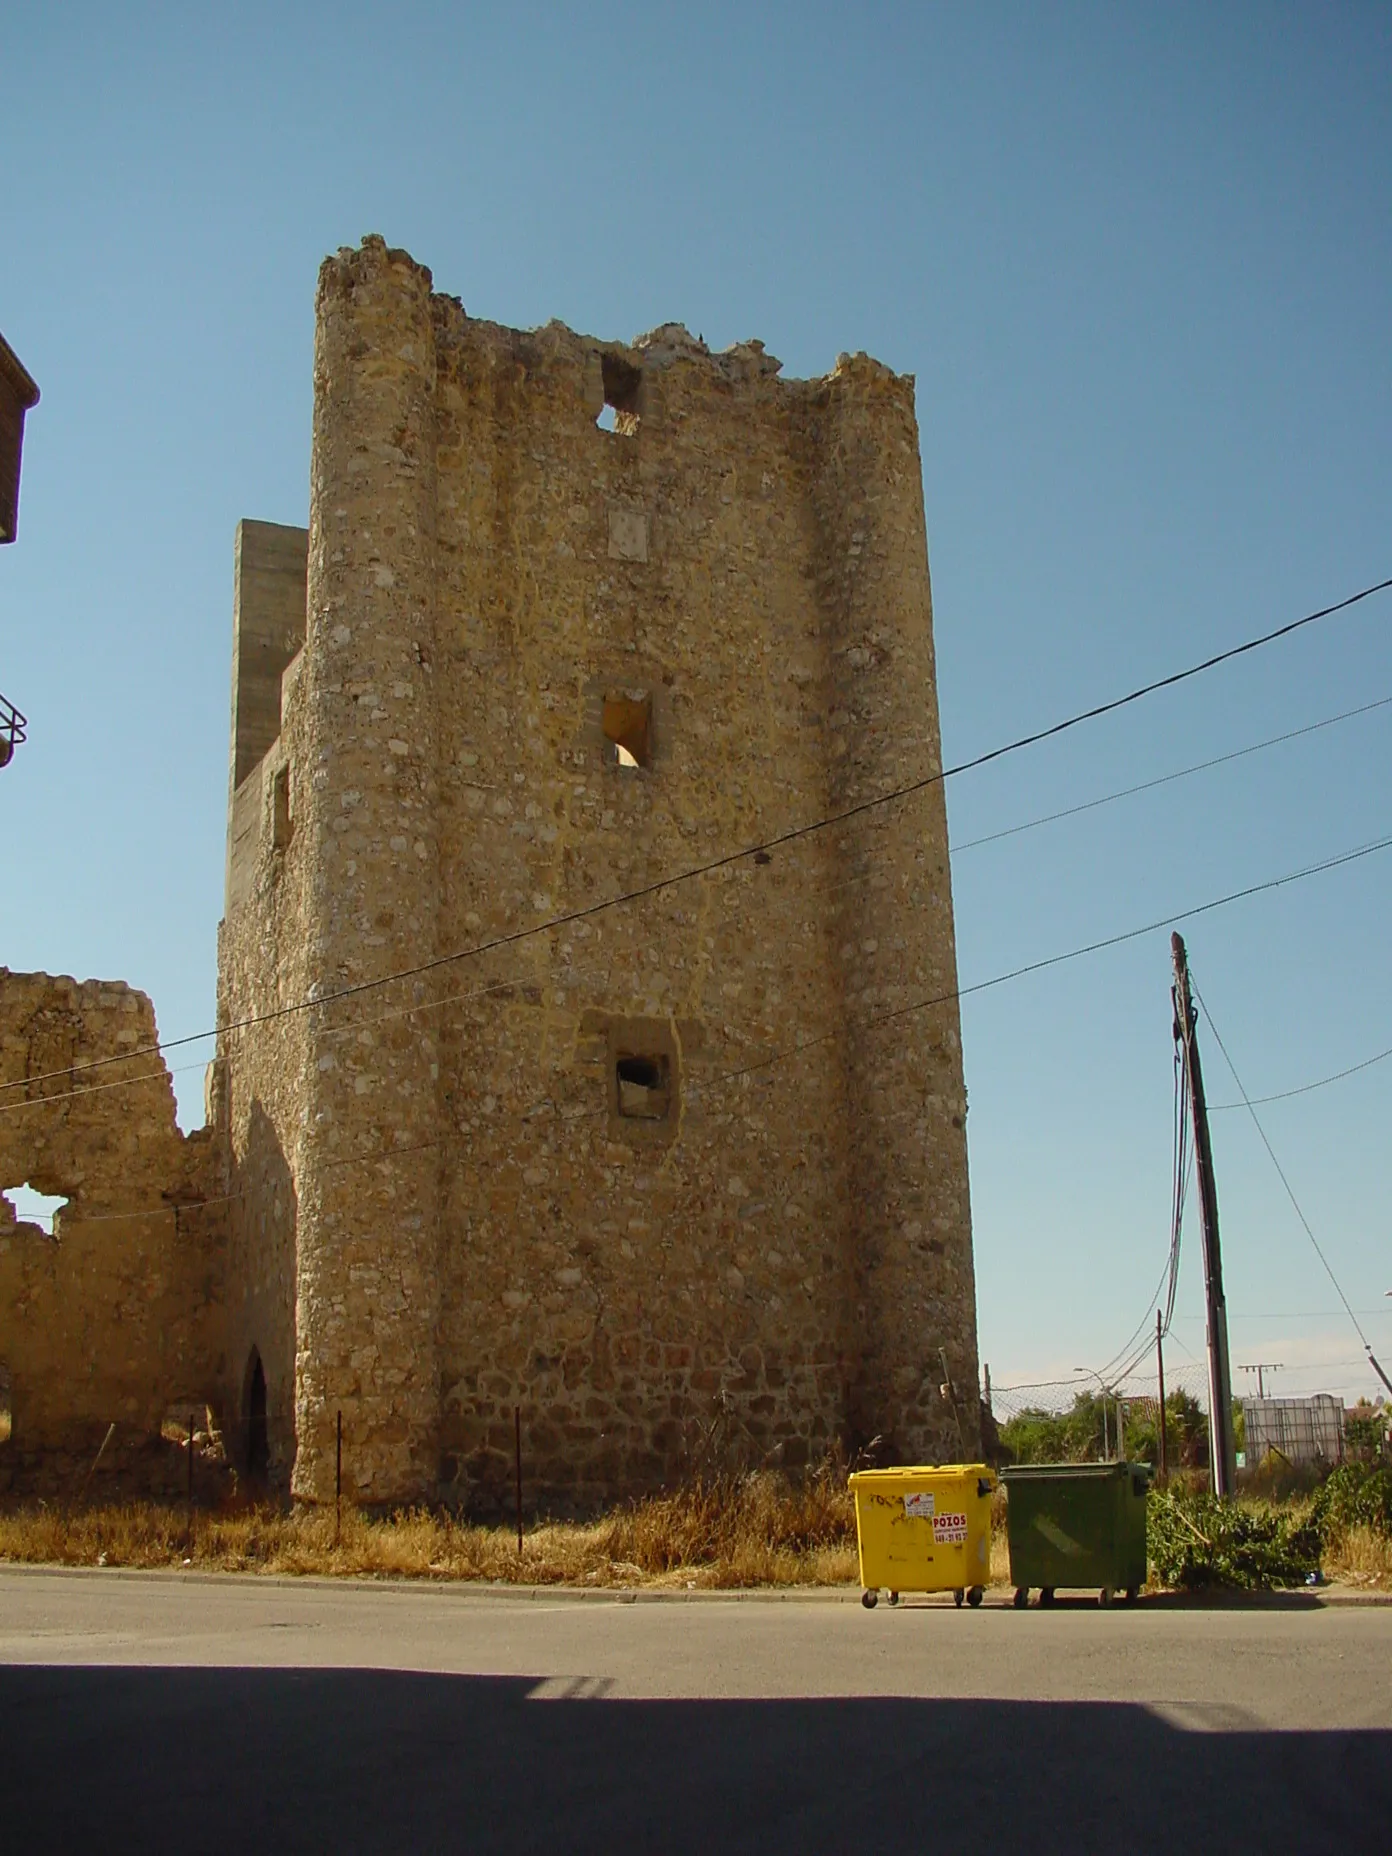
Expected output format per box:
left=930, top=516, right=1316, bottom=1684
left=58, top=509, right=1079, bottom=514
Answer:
left=999, top=1392, right=1121, bottom=1465
left=1343, top=1405, right=1388, bottom=1459
left=1308, top=1463, right=1392, bottom=1543
left=1147, top=1486, right=1319, bottom=1589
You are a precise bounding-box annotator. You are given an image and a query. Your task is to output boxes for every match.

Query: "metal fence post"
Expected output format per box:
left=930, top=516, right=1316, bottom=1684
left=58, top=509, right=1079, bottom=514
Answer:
left=514, top=1406, right=523, bottom=1556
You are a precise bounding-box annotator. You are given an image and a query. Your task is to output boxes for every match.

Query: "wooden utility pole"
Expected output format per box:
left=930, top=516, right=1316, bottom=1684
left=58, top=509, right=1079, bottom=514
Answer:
left=1171, top=933, right=1236, bottom=1497
left=1155, top=1310, right=1168, bottom=1485
left=1240, top=1362, right=1284, bottom=1401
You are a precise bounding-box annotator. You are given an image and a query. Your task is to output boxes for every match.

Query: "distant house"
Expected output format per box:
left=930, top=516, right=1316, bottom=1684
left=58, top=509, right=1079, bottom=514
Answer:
left=0, top=331, right=40, bottom=544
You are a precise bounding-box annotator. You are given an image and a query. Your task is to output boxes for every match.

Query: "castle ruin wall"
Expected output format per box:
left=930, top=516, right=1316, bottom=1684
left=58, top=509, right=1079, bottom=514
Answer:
left=220, top=236, right=980, bottom=1507
left=0, top=971, right=226, bottom=1488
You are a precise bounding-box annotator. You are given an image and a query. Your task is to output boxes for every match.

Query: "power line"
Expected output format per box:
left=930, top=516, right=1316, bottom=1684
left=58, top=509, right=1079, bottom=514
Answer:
left=1209, top=1039, right=1392, bottom=1110
left=9, top=826, right=1391, bottom=1132
left=936, top=575, right=1390, bottom=779
left=709, top=833, right=1392, bottom=1091
left=1171, top=1309, right=1392, bottom=1321
left=951, top=693, right=1392, bottom=856
left=1193, top=986, right=1375, bottom=1359
left=1081, top=976, right=1200, bottom=1391
left=1087, top=1075, right=1190, bottom=1391
left=5, top=574, right=1389, bottom=1105
left=21, top=831, right=1392, bottom=1231
left=0, top=963, right=617, bottom=1118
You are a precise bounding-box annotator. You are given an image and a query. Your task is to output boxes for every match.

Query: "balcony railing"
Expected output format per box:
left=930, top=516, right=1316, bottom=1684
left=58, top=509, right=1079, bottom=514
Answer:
left=0, top=690, right=26, bottom=768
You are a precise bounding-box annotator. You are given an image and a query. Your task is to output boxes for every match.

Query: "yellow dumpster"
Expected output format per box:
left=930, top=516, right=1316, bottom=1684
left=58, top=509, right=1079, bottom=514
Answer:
left=849, top=1464, right=996, bottom=1608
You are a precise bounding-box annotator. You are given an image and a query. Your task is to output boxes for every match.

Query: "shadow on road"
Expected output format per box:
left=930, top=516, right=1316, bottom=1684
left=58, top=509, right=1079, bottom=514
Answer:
left=5, top=1665, right=1387, bottom=1853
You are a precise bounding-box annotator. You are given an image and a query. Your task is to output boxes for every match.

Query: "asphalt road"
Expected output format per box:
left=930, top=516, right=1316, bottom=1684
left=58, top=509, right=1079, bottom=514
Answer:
left=3, top=1570, right=1389, bottom=1853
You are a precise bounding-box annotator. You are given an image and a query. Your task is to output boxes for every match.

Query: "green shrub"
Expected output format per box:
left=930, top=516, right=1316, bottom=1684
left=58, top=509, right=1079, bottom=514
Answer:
left=1147, top=1487, right=1319, bottom=1589
left=1308, top=1463, right=1392, bottom=1543
left=1343, top=1406, right=1388, bottom=1459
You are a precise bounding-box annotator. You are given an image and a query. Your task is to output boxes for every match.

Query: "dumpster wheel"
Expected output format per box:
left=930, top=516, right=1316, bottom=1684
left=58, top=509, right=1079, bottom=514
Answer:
left=1013, top=1587, right=1029, bottom=1609
left=887, top=1590, right=900, bottom=1606
left=953, top=1588, right=964, bottom=1608
left=1124, top=1586, right=1139, bottom=1604
left=1039, top=1588, right=1056, bottom=1606
left=967, top=1586, right=983, bottom=1607
left=1098, top=1586, right=1114, bottom=1607
left=861, top=1589, right=878, bottom=1609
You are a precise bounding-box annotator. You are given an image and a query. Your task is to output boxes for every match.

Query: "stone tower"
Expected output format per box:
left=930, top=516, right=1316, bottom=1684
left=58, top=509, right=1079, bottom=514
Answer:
left=217, top=235, right=978, bottom=1507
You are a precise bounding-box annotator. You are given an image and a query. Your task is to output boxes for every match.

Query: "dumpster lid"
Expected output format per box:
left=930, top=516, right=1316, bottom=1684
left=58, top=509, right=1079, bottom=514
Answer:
left=847, top=1462, right=993, bottom=1486
left=1001, top=1460, right=1152, bottom=1483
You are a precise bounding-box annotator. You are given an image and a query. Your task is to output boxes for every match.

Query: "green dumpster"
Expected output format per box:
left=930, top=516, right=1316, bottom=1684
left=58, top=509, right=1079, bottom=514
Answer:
left=1002, top=1461, right=1152, bottom=1607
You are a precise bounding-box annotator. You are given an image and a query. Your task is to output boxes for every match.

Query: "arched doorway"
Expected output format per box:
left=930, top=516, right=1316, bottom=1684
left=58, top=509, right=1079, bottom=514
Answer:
left=243, top=1347, right=269, bottom=1482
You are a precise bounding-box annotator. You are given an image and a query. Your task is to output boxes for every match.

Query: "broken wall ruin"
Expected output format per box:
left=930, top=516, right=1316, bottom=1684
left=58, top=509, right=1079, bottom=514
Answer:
left=219, top=235, right=980, bottom=1508
left=0, top=971, right=225, bottom=1491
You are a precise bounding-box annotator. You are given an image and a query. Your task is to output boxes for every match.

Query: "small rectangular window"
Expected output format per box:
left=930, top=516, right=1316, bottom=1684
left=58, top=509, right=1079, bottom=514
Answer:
left=271, top=764, right=292, bottom=849
left=597, top=353, right=642, bottom=437
left=603, top=693, right=652, bottom=769
left=616, top=1053, right=670, bottom=1120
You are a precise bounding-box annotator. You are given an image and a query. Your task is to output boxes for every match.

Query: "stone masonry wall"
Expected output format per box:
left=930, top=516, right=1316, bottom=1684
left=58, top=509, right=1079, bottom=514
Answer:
left=217, top=520, right=311, bottom=1485
left=223, top=235, right=980, bottom=1507
left=428, top=291, right=859, bottom=1504
left=0, top=971, right=225, bottom=1488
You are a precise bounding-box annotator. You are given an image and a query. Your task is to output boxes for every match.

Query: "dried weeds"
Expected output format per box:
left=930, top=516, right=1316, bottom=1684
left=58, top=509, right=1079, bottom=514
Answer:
left=0, top=1468, right=860, bottom=1589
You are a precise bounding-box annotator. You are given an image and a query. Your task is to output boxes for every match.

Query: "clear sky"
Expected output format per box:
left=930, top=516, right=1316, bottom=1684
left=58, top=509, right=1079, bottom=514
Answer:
left=2, top=2, right=1389, bottom=1407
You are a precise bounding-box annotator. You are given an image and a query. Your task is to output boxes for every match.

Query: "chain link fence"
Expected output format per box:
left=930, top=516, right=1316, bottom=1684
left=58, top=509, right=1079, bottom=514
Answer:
left=984, top=1361, right=1215, bottom=1469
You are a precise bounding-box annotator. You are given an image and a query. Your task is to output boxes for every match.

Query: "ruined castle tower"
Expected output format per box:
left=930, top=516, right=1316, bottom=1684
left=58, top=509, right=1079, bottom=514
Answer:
left=217, top=235, right=978, bottom=1506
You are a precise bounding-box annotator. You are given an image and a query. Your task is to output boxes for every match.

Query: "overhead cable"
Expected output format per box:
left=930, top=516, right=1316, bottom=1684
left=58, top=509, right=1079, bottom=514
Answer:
left=710, top=833, right=1392, bottom=1090
left=1193, top=986, right=1378, bottom=1362
left=1208, top=1039, right=1392, bottom=1110
left=4, top=574, right=1389, bottom=1104
left=8, top=830, right=1392, bottom=1131
left=952, top=692, right=1392, bottom=856
left=23, top=830, right=1392, bottom=1227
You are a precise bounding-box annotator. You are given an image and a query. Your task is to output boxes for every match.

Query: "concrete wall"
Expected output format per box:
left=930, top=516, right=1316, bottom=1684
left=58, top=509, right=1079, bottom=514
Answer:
left=0, top=971, right=225, bottom=1488
left=221, top=235, right=980, bottom=1507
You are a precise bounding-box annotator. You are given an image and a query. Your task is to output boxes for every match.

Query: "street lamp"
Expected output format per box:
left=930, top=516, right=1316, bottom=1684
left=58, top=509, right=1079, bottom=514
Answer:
left=1074, top=1367, right=1116, bottom=1461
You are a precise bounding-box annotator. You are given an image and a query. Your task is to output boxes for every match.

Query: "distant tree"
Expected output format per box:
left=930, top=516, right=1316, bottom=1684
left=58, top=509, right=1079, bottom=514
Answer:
left=1118, top=1389, right=1212, bottom=1469
left=1000, top=1392, right=1115, bottom=1465
left=1170, top=1390, right=1210, bottom=1468
left=1345, top=1400, right=1388, bottom=1461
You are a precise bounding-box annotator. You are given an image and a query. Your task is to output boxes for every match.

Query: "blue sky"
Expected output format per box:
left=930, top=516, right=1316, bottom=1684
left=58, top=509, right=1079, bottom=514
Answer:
left=2, top=2, right=1389, bottom=1404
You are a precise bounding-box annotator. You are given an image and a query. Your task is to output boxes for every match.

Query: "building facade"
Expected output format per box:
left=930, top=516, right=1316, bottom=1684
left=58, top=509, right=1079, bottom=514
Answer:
left=4, top=236, right=979, bottom=1507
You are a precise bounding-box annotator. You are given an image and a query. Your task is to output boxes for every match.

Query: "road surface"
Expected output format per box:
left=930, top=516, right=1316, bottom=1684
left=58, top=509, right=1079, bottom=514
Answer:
left=3, top=1569, right=1388, bottom=1852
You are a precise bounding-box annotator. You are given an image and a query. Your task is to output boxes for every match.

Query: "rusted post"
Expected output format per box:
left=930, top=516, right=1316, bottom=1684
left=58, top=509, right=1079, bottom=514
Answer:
left=80, top=1423, right=116, bottom=1505
left=187, top=1412, right=196, bottom=1553
left=335, top=1409, right=342, bottom=1546
left=514, top=1406, right=523, bottom=1556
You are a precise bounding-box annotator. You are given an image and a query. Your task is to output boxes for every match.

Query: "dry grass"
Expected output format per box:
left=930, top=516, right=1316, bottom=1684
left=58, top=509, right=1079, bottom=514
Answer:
left=0, top=1469, right=860, bottom=1590
left=7, top=1467, right=1383, bottom=1594
left=1321, top=1523, right=1392, bottom=1590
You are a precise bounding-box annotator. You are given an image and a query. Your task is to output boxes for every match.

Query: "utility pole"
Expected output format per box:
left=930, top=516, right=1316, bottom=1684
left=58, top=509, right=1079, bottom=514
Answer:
left=1155, top=1310, right=1168, bottom=1485
left=1240, top=1362, right=1284, bottom=1401
left=1171, top=932, right=1237, bottom=1498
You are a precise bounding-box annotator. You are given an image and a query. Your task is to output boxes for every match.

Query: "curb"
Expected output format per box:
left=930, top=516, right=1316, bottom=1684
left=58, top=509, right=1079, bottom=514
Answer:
left=0, top=1562, right=862, bottom=1603
left=2, top=1561, right=1388, bottom=1606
